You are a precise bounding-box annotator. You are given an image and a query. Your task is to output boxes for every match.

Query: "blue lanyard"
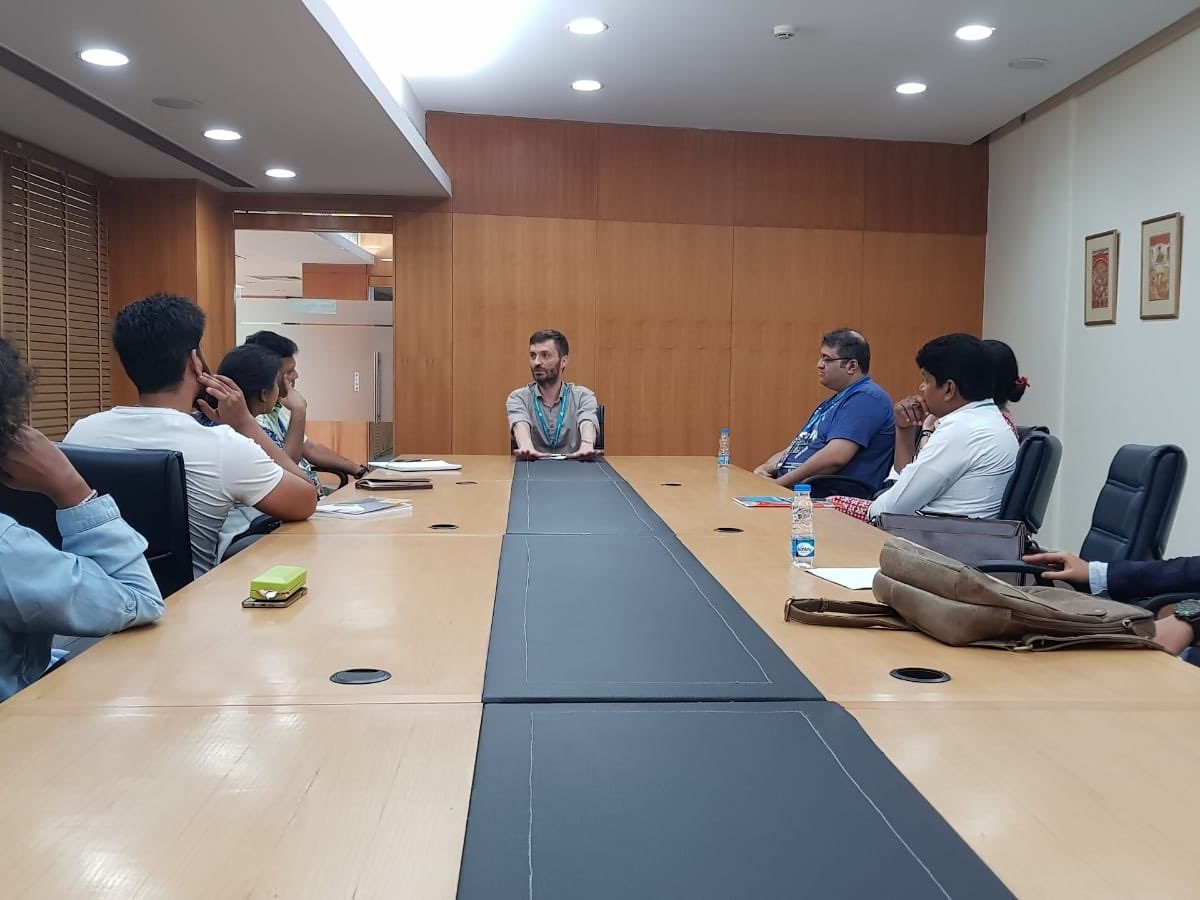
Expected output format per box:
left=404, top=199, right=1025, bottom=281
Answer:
left=532, top=384, right=571, bottom=449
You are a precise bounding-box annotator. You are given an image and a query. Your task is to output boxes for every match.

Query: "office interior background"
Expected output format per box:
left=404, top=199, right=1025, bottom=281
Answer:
left=2, top=0, right=1199, bottom=553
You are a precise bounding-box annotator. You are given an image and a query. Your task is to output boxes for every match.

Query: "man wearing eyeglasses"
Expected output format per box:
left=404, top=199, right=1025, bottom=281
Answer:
left=753, top=329, right=895, bottom=491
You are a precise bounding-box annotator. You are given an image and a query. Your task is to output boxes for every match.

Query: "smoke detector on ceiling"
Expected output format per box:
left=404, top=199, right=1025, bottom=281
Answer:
left=152, top=96, right=203, bottom=110
left=1009, top=57, right=1049, bottom=70
left=773, top=24, right=799, bottom=40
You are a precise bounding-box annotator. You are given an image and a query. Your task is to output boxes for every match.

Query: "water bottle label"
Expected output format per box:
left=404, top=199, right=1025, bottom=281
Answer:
left=717, top=454, right=730, bottom=466
left=791, top=538, right=815, bottom=558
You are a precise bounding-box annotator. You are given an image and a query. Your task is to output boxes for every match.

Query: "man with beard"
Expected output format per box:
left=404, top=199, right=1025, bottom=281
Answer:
left=507, top=329, right=600, bottom=460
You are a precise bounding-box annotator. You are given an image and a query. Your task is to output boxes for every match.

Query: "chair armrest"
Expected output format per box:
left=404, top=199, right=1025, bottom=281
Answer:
left=243, top=514, right=283, bottom=537
left=1138, top=592, right=1198, bottom=614
left=803, top=475, right=878, bottom=500
left=310, top=465, right=350, bottom=489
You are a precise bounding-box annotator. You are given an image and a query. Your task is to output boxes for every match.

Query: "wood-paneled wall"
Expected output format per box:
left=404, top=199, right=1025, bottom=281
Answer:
left=302, top=263, right=368, bottom=300
left=108, top=180, right=234, bottom=404
left=394, top=113, right=987, bottom=465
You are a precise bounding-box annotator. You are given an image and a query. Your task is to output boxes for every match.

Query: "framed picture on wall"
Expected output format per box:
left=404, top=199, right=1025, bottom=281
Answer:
left=1084, top=229, right=1118, bottom=325
left=1141, top=213, right=1184, bottom=319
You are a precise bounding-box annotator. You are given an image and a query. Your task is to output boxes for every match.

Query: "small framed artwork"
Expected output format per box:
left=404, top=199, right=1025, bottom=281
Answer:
left=1084, top=229, right=1118, bottom=325
left=1141, top=212, right=1184, bottom=320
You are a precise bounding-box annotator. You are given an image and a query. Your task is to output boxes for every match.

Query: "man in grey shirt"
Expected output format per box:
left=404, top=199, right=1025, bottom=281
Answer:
left=507, top=329, right=600, bottom=460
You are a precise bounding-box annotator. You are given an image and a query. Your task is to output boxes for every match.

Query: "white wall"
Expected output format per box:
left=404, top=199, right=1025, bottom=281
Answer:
left=985, top=28, right=1200, bottom=553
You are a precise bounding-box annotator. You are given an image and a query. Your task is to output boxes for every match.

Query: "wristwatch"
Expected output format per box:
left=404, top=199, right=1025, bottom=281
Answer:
left=1172, top=598, right=1200, bottom=643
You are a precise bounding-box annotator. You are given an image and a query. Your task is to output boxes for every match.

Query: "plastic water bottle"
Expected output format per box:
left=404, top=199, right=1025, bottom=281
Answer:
left=791, top=485, right=815, bottom=568
left=717, top=428, right=731, bottom=468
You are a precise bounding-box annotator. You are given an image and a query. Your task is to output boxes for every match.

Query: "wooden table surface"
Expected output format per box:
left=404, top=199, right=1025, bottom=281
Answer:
left=10, top=534, right=500, bottom=709
left=5, top=455, right=1198, bottom=900
left=675, top=515, right=1200, bottom=707
left=0, top=702, right=479, bottom=899
left=851, top=704, right=1199, bottom=899
left=283, top=478, right=513, bottom=536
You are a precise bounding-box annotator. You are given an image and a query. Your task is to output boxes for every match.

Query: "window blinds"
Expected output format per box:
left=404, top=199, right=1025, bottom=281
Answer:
left=1, top=150, right=110, bottom=439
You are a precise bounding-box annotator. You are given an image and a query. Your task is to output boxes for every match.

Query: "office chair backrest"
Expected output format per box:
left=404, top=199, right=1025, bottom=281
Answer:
left=0, top=445, right=194, bottom=597
left=999, top=431, right=1062, bottom=534
left=1015, top=424, right=1050, bottom=443
left=1079, top=443, right=1187, bottom=563
left=509, top=403, right=606, bottom=451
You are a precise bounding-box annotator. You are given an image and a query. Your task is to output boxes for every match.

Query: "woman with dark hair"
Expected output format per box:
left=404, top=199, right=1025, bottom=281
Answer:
left=0, top=335, right=162, bottom=699
left=983, top=339, right=1028, bottom=437
left=217, top=344, right=285, bottom=424
left=213, top=345, right=320, bottom=559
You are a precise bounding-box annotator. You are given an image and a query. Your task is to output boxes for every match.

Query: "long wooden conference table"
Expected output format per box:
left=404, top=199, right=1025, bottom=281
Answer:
left=2, top=456, right=1198, bottom=898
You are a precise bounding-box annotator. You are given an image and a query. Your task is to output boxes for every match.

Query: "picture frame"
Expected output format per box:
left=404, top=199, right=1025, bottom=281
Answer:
left=1084, top=229, right=1118, bottom=325
left=1140, top=212, right=1184, bottom=320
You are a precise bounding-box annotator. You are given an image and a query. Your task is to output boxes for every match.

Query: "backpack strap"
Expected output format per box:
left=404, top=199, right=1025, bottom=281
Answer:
left=784, top=597, right=913, bottom=631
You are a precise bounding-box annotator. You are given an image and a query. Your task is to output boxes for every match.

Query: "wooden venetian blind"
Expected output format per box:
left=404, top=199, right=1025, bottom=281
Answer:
left=0, top=150, right=110, bottom=440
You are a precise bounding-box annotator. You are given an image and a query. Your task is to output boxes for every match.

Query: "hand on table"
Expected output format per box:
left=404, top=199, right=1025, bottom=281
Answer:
left=513, top=447, right=547, bottom=461
left=753, top=464, right=774, bottom=479
left=565, top=446, right=603, bottom=461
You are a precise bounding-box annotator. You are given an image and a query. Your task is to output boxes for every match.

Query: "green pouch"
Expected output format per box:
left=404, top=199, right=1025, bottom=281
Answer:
left=250, top=565, right=308, bottom=600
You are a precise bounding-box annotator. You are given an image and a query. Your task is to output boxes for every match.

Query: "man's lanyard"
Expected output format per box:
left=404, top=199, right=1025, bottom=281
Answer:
left=532, top=383, right=571, bottom=449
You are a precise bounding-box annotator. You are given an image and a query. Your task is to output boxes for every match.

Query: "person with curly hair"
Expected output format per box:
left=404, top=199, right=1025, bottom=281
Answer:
left=0, top=336, right=163, bottom=700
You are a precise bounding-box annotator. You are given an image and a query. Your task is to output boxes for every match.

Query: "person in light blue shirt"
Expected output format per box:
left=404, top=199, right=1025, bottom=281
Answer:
left=0, top=337, right=163, bottom=700
left=754, top=329, right=895, bottom=492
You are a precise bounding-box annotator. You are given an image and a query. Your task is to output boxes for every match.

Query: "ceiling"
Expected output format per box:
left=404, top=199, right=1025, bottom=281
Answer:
left=0, top=0, right=449, bottom=195
left=332, top=0, right=1199, bottom=144
left=235, top=229, right=390, bottom=297
left=0, top=0, right=1196, bottom=197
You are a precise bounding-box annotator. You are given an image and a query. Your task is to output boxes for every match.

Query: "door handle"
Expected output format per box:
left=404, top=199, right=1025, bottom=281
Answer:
left=373, top=350, right=382, bottom=423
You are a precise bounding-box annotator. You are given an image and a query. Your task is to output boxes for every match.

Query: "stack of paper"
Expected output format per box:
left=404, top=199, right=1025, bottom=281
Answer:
left=369, top=459, right=462, bottom=473
left=313, top=498, right=413, bottom=518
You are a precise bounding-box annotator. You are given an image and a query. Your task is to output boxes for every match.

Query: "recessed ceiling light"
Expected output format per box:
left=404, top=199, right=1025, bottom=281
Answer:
left=895, top=82, right=927, bottom=95
left=79, top=48, right=129, bottom=67
left=265, top=168, right=296, bottom=179
left=955, top=24, right=995, bottom=41
left=203, top=128, right=241, bottom=141
left=571, top=79, right=603, bottom=92
left=567, top=17, right=607, bottom=35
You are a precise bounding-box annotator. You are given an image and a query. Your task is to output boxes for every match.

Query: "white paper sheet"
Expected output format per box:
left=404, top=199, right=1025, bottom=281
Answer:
left=370, top=459, right=462, bottom=472
left=807, top=567, right=879, bottom=591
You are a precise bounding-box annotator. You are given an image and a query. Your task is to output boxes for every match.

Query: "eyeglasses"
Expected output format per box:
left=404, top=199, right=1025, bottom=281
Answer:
left=817, top=355, right=852, bottom=366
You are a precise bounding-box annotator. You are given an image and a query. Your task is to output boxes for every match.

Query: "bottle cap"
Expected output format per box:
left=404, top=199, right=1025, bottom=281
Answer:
left=720, top=427, right=729, bottom=434
left=794, top=485, right=812, bottom=493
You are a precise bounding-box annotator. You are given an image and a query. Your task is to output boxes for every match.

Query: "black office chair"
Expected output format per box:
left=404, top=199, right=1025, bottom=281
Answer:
left=998, top=431, right=1061, bottom=538
left=977, top=443, right=1187, bottom=583
left=510, top=404, right=605, bottom=452
left=0, top=445, right=194, bottom=597
left=1016, top=424, right=1050, bottom=444
left=222, top=513, right=282, bottom=561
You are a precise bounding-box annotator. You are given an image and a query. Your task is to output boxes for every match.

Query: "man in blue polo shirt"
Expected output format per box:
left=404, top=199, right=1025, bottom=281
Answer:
left=753, top=329, right=895, bottom=492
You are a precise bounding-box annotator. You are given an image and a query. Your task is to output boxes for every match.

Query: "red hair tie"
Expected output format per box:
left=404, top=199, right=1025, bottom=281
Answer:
left=1016, top=376, right=1030, bottom=388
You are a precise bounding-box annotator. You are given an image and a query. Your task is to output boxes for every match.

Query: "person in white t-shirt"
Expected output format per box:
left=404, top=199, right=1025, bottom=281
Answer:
left=866, top=333, right=1017, bottom=521
left=66, top=294, right=317, bottom=575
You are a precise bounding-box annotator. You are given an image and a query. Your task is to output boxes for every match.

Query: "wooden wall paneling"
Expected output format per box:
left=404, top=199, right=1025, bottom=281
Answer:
left=450, top=214, right=597, bottom=453
left=194, top=183, right=235, bottom=361
left=730, top=227, right=866, bottom=470
left=304, top=421, right=369, bottom=467
left=595, top=221, right=733, bottom=456
left=863, top=141, right=989, bottom=235
left=426, top=113, right=598, bottom=220
left=595, top=124, right=735, bottom=225
left=107, top=180, right=200, bottom=404
left=859, top=231, right=987, bottom=401
left=734, top=134, right=866, bottom=230
left=302, top=263, right=368, bottom=300
left=394, top=212, right=453, bottom=453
